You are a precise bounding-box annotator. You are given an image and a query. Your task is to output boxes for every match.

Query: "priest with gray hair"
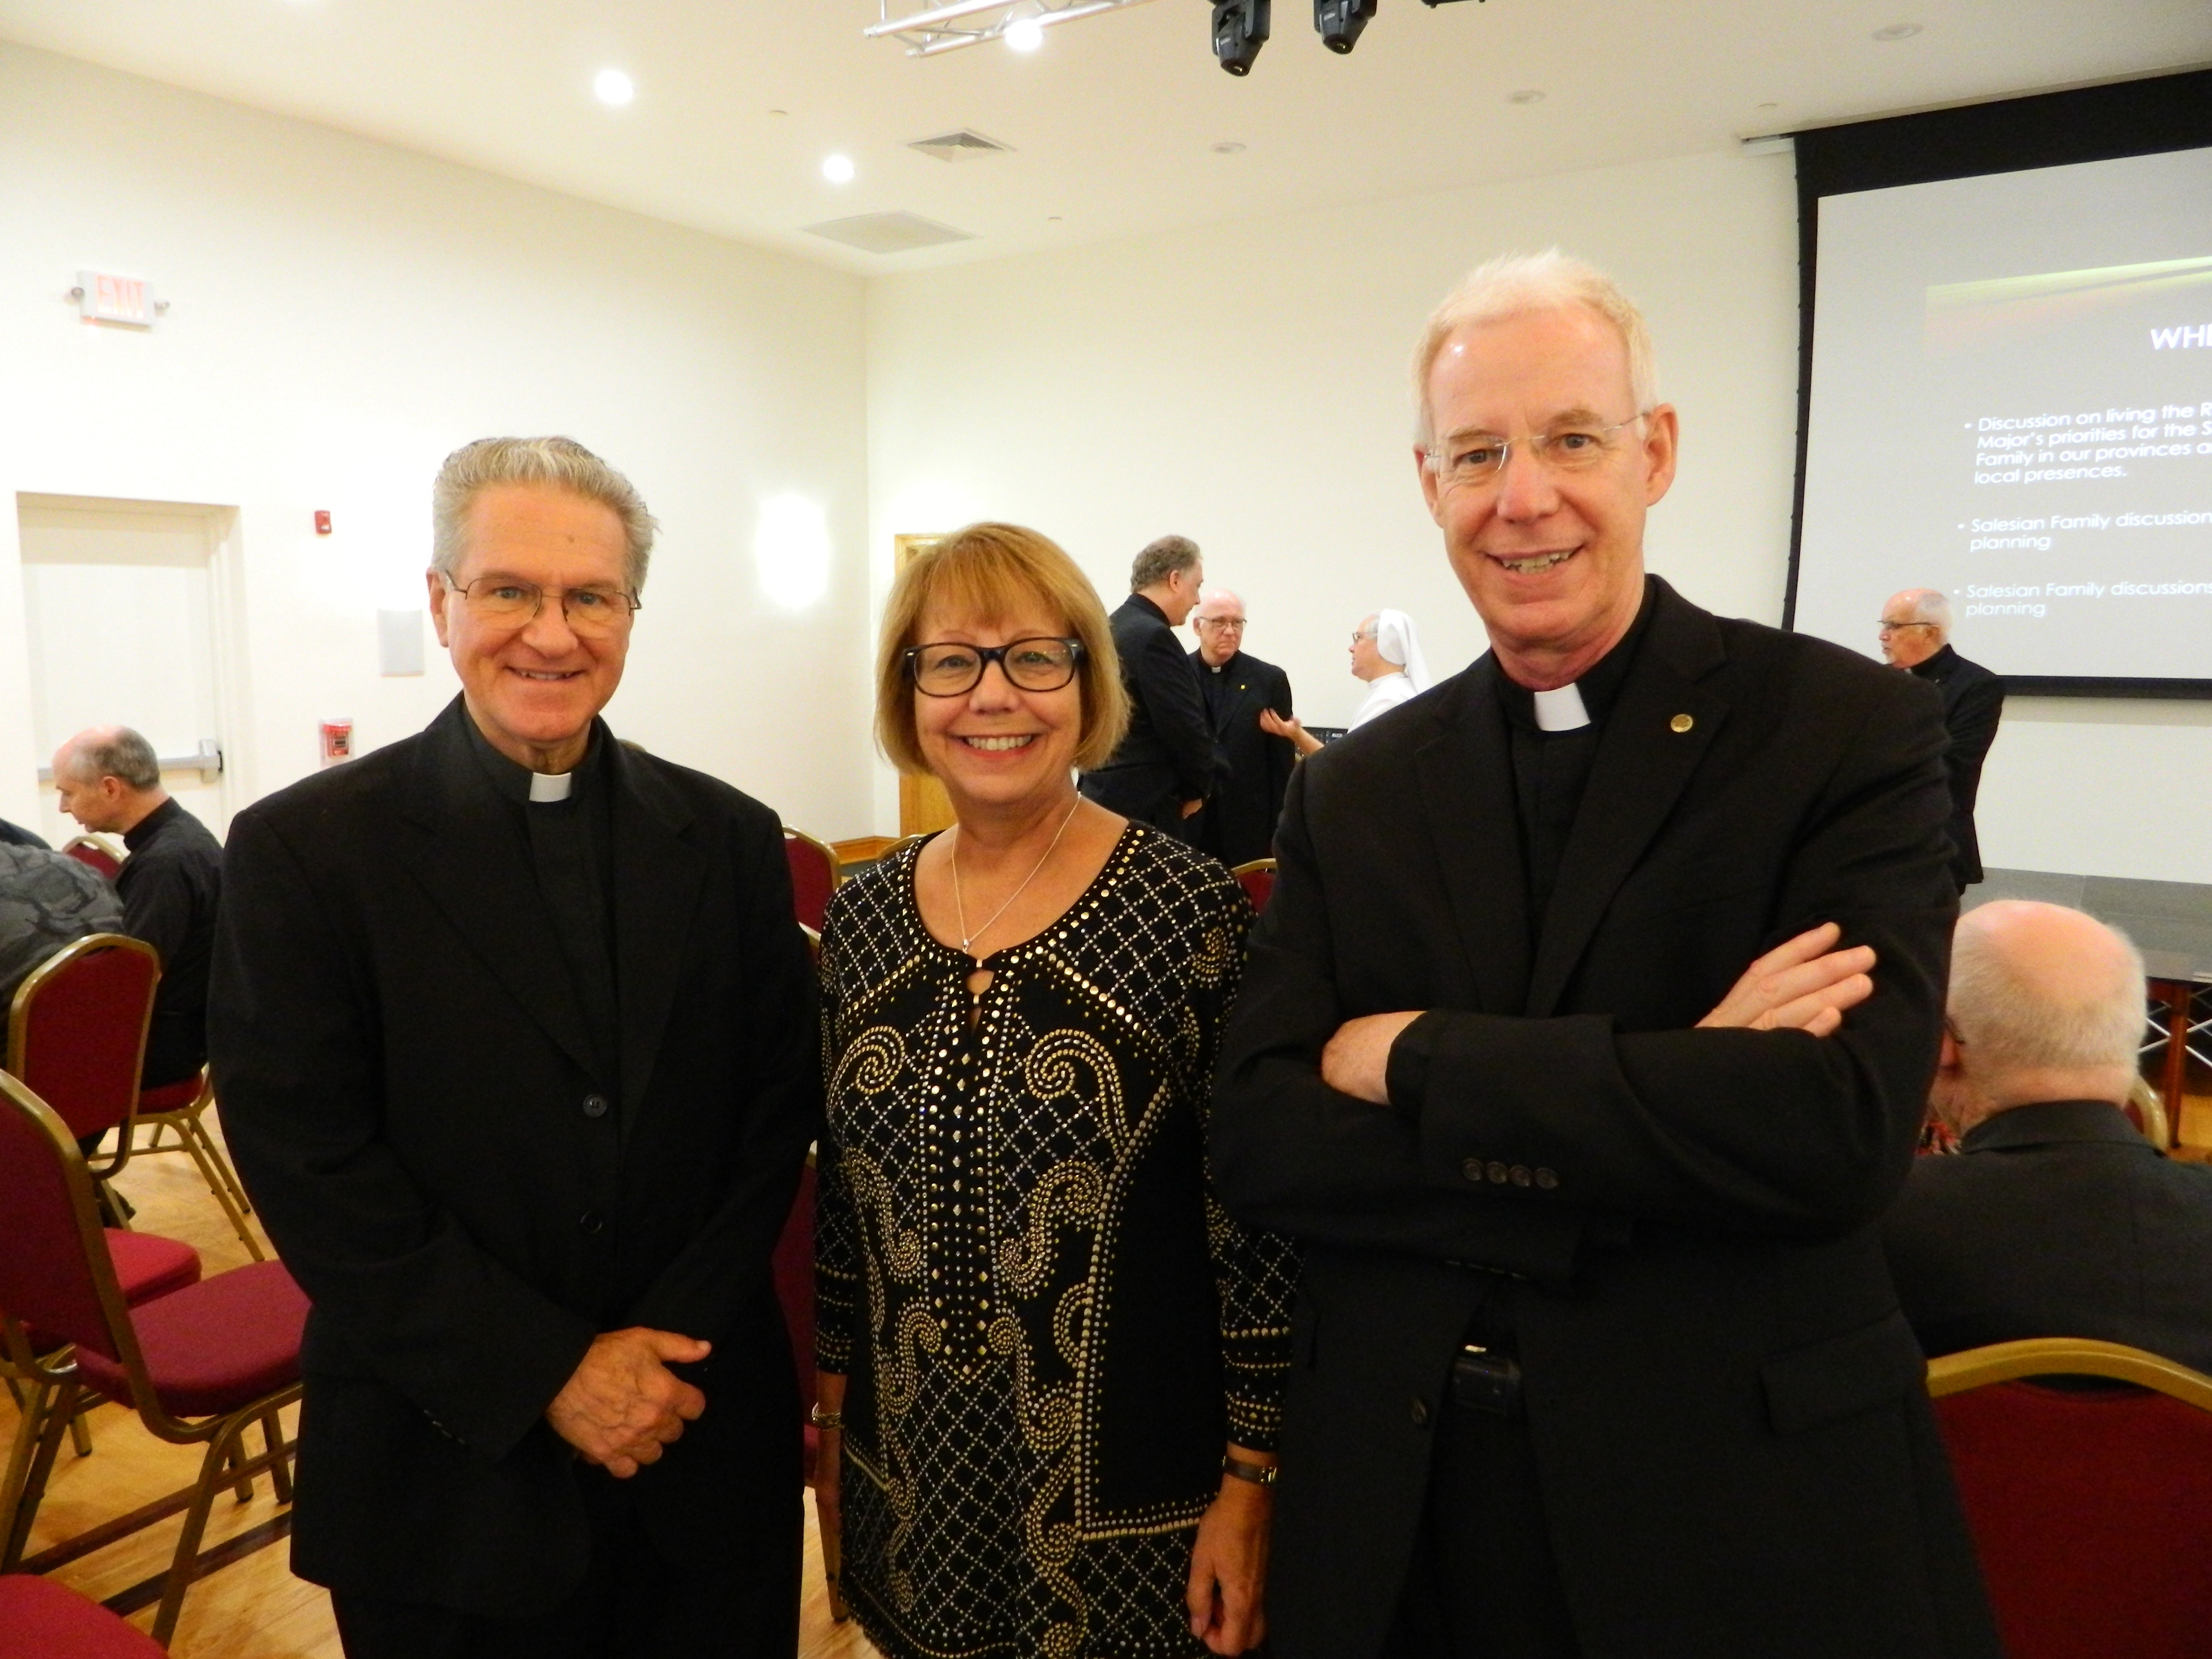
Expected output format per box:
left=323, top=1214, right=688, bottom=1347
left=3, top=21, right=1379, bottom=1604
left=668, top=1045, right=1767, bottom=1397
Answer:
left=1879, top=586, right=2003, bottom=891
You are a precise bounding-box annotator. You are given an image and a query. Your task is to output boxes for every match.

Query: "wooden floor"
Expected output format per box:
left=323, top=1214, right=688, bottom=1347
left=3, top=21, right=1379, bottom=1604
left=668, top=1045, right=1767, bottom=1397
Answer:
left=3, top=1117, right=879, bottom=1656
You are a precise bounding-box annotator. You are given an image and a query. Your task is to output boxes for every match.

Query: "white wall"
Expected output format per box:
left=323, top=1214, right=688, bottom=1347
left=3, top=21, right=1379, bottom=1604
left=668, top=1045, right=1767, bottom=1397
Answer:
left=0, top=44, right=871, bottom=839
left=866, top=146, right=2212, bottom=883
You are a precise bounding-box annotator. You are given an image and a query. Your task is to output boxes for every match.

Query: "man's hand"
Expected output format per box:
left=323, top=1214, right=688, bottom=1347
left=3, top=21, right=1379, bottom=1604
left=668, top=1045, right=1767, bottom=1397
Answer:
left=545, top=1327, right=710, bottom=1478
left=1697, top=922, right=1876, bottom=1038
left=1181, top=798, right=1206, bottom=819
left=1322, top=1010, right=1424, bottom=1104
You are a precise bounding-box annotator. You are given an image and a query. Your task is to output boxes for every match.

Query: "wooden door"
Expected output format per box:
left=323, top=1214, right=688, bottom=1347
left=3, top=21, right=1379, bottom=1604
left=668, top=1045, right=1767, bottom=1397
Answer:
left=894, top=535, right=957, bottom=838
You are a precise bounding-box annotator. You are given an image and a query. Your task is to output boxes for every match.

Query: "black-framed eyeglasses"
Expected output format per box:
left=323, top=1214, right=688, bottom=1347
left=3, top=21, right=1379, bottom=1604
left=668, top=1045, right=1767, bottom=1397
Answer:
left=905, top=637, right=1084, bottom=698
left=445, top=575, right=641, bottom=634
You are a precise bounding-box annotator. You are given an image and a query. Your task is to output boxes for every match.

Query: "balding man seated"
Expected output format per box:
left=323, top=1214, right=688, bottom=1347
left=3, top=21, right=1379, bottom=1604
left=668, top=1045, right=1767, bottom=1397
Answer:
left=1882, top=901, right=2212, bottom=1376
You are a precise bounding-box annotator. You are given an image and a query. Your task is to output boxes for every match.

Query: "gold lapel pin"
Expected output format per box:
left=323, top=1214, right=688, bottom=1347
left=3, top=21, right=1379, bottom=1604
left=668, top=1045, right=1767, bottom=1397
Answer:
left=1669, top=713, right=1694, bottom=734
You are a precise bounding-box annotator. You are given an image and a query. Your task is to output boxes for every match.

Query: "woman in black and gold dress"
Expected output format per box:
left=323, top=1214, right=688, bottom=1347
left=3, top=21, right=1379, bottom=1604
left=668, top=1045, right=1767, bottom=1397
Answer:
left=813, top=524, right=1298, bottom=1659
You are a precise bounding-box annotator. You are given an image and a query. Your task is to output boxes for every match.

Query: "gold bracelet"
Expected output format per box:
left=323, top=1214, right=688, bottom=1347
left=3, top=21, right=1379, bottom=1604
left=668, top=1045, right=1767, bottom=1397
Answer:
left=810, top=1405, right=844, bottom=1431
left=1222, top=1455, right=1278, bottom=1486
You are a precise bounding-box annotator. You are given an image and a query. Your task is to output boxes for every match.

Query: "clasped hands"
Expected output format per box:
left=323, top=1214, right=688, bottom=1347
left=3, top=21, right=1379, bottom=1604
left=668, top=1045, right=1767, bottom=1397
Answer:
left=545, top=1326, right=711, bottom=1477
left=1321, top=921, right=1875, bottom=1104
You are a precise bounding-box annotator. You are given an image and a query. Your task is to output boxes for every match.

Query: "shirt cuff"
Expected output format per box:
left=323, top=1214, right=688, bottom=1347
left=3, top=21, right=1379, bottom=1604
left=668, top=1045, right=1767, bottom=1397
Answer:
left=1385, top=1011, right=1442, bottom=1126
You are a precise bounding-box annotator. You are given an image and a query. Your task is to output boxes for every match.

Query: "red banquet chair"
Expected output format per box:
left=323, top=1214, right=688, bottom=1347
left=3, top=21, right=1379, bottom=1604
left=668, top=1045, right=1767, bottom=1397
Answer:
left=784, top=826, right=842, bottom=934
left=0, top=1070, right=307, bottom=1647
left=131, top=1069, right=265, bottom=1260
left=60, top=834, right=124, bottom=883
left=1928, top=1337, right=2212, bottom=1659
left=0, top=1572, right=167, bottom=1658
left=8, top=932, right=161, bottom=1194
left=1230, top=857, right=1277, bottom=916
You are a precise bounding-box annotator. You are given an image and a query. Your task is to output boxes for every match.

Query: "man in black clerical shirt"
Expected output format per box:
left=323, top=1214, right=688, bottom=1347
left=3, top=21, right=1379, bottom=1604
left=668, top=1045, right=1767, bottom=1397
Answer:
left=1079, top=534, right=1219, bottom=836
left=210, top=437, right=819, bottom=1657
left=1186, top=586, right=1297, bottom=867
left=52, top=726, right=222, bottom=1089
left=1885, top=900, right=2212, bottom=1376
left=1212, top=252, right=1995, bottom=1658
left=1880, top=588, right=2003, bottom=891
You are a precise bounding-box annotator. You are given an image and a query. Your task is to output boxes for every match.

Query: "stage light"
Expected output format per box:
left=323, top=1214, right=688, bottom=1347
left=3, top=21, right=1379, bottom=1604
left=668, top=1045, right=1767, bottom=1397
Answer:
left=1211, top=0, right=1269, bottom=75
left=1005, top=13, right=1044, bottom=49
left=1314, top=0, right=1374, bottom=53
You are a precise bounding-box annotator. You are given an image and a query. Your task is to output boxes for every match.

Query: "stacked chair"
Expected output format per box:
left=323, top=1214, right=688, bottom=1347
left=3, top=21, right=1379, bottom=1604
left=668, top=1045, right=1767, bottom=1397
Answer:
left=1929, top=1337, right=2212, bottom=1659
left=783, top=826, right=843, bottom=933
left=0, top=1068, right=307, bottom=1646
left=1230, top=857, right=1277, bottom=915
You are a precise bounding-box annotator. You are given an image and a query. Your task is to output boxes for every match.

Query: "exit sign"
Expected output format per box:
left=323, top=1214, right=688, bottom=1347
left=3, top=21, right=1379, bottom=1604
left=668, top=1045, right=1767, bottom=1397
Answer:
left=75, top=270, right=160, bottom=327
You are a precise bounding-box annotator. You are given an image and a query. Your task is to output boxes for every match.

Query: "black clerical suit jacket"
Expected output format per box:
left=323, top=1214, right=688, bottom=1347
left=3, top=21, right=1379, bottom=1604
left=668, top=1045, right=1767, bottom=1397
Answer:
left=1883, top=1099, right=2212, bottom=1377
left=1909, top=645, right=2003, bottom=889
left=1213, top=579, right=1997, bottom=1659
left=118, top=797, right=223, bottom=1088
left=209, top=698, right=821, bottom=1617
left=1188, top=647, right=1296, bottom=868
left=1080, top=593, right=1219, bottom=831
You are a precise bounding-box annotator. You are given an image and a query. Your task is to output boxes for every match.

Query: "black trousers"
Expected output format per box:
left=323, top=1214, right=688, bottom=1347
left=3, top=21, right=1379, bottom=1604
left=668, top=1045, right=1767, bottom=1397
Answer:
left=1381, top=1365, right=1582, bottom=1659
left=329, top=1464, right=799, bottom=1659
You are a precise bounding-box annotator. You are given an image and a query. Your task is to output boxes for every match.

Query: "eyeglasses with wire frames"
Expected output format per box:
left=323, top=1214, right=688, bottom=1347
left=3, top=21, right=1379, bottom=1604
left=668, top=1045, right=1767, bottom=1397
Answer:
left=443, top=575, right=641, bottom=634
left=1423, top=412, right=1651, bottom=492
left=1194, top=615, right=1247, bottom=632
left=905, top=637, right=1084, bottom=698
left=1877, top=619, right=1939, bottom=633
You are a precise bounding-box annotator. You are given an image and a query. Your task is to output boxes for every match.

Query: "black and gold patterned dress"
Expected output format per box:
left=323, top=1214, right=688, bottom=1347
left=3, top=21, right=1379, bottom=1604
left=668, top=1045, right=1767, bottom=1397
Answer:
left=816, top=824, right=1299, bottom=1659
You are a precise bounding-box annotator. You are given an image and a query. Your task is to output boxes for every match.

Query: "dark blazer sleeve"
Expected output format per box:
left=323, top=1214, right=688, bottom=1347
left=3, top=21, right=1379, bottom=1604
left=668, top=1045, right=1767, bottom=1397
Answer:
left=1139, top=625, right=1222, bottom=802
left=211, top=807, right=598, bottom=1459
left=625, top=810, right=820, bottom=1337
left=1264, top=664, right=1296, bottom=840
left=1412, top=724, right=1949, bottom=1242
left=1944, top=670, right=2003, bottom=801
left=1216, top=671, right=1955, bottom=1263
left=118, top=855, right=198, bottom=976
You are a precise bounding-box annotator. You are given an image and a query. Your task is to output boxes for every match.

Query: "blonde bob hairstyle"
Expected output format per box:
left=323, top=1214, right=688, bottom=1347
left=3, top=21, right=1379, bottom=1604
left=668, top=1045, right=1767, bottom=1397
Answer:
left=875, top=523, right=1130, bottom=777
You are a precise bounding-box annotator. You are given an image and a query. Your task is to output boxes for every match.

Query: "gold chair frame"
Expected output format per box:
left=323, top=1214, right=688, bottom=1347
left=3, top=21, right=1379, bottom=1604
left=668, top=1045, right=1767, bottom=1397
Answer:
left=784, top=824, right=846, bottom=886
left=130, top=1069, right=266, bottom=1261
left=0, top=1072, right=299, bottom=1647
left=1928, top=1335, right=2212, bottom=1409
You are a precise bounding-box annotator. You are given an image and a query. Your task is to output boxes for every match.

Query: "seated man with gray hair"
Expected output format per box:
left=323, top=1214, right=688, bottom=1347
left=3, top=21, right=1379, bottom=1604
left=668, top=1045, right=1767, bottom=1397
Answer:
left=1883, top=900, right=2212, bottom=1377
left=52, top=724, right=223, bottom=1089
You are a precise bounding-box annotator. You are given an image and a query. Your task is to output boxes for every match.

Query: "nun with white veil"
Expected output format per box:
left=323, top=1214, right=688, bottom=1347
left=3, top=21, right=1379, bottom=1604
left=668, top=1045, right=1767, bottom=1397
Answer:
left=1260, top=608, right=1431, bottom=756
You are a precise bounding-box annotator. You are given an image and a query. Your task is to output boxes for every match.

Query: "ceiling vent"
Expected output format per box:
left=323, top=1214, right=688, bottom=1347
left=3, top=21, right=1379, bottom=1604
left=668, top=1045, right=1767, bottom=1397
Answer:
left=907, top=129, right=1014, bottom=163
left=802, top=211, right=977, bottom=254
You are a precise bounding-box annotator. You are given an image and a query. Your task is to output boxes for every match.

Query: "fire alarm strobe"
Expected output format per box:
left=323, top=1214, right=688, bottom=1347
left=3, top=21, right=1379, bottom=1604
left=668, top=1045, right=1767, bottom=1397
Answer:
left=314, top=511, right=332, bottom=535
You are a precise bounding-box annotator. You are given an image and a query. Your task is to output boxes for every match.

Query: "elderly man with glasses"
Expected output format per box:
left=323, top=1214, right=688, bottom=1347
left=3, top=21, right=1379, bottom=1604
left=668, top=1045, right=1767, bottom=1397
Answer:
left=210, top=437, right=820, bottom=1658
left=1185, top=586, right=1298, bottom=866
left=1879, top=589, right=2004, bottom=892
left=1211, top=253, right=1997, bottom=1659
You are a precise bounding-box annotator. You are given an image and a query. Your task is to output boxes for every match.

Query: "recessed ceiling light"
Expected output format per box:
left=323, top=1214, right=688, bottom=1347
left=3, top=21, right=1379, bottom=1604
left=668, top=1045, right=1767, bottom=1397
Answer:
left=1872, top=22, right=1922, bottom=40
left=593, top=69, right=634, bottom=107
left=1005, top=14, right=1044, bottom=51
left=769, top=108, right=789, bottom=117
left=822, top=154, right=856, bottom=184
left=1211, top=141, right=1246, bottom=155
left=1506, top=89, right=1545, bottom=105
left=1756, top=100, right=1779, bottom=112
left=1048, top=215, right=1063, bottom=221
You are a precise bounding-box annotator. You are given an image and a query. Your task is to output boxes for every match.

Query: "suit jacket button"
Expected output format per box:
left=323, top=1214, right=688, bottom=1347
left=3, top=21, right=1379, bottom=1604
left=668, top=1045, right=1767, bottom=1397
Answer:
left=1535, top=1168, right=1559, bottom=1190
left=1486, top=1161, right=1510, bottom=1184
left=1410, top=1398, right=1430, bottom=1427
left=583, top=1094, right=610, bottom=1118
left=578, top=1210, right=606, bottom=1235
left=1462, top=1158, right=1485, bottom=1185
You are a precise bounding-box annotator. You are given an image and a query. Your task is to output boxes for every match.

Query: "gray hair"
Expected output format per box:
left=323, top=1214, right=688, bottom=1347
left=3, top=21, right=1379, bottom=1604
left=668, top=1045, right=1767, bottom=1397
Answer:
left=1412, top=249, right=1660, bottom=446
left=431, top=436, right=657, bottom=592
left=1949, top=908, right=2144, bottom=1077
left=1131, top=535, right=1200, bottom=593
left=59, top=727, right=160, bottom=792
left=1891, top=588, right=1953, bottom=631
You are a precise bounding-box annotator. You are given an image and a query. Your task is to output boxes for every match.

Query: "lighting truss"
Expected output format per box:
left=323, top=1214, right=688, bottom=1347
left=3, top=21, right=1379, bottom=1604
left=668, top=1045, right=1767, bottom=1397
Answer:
left=864, top=0, right=1164, bottom=59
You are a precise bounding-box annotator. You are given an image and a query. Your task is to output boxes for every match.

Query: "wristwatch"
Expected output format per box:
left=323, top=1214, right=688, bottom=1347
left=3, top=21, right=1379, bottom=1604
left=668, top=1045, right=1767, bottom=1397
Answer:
left=1222, top=1454, right=1278, bottom=1486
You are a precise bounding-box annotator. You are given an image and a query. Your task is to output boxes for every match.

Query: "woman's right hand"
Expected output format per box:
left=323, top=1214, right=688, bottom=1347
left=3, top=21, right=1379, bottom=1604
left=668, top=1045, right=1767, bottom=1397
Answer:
left=1259, top=709, right=1324, bottom=757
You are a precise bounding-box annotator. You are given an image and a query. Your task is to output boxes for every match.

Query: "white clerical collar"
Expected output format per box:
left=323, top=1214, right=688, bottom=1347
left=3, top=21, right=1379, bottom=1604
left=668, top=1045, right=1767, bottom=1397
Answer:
left=529, top=771, right=574, bottom=803
left=1533, top=683, right=1590, bottom=733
